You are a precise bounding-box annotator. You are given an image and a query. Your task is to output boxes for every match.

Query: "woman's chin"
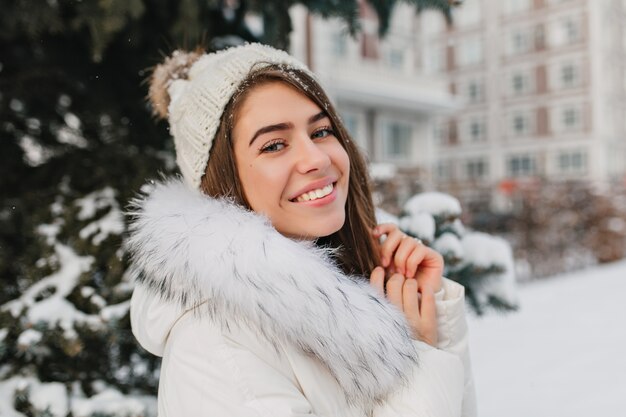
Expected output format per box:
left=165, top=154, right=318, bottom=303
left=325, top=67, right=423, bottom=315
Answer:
left=278, top=215, right=345, bottom=240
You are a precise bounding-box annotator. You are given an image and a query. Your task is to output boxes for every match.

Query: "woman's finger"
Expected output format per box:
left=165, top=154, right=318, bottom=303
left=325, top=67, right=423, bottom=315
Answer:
left=402, top=278, right=420, bottom=336
left=414, top=249, right=444, bottom=293
left=393, top=237, right=418, bottom=276
left=372, top=223, right=398, bottom=237
left=369, top=266, right=385, bottom=297
left=379, top=229, right=405, bottom=268
left=406, top=244, right=426, bottom=279
left=385, top=273, right=405, bottom=310
left=418, top=288, right=438, bottom=346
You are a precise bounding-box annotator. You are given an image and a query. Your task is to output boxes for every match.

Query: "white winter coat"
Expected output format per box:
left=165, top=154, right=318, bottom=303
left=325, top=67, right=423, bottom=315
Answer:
left=127, top=179, right=477, bottom=417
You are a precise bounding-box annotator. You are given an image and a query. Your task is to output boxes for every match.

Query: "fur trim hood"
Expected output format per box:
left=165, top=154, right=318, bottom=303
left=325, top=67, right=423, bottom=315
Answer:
left=126, top=179, right=418, bottom=408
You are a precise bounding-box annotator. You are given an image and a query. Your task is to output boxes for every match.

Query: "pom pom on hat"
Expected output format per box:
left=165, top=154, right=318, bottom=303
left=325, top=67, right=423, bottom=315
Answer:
left=148, top=50, right=203, bottom=119
left=147, top=43, right=313, bottom=189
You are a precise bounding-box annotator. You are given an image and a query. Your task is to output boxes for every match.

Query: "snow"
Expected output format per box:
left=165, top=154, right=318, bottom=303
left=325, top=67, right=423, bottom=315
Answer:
left=399, top=213, right=436, bottom=242
left=607, top=217, right=626, bottom=232
left=56, top=126, right=88, bottom=148
left=461, top=232, right=511, bottom=269
left=468, top=260, right=626, bottom=417
left=375, top=208, right=399, bottom=225
left=0, top=377, right=29, bottom=417
left=63, top=112, right=81, bottom=130
left=462, top=232, right=518, bottom=305
left=75, top=187, right=117, bottom=220
left=71, top=388, right=145, bottom=417
left=0, top=377, right=68, bottom=417
left=37, top=221, right=63, bottom=245
left=18, top=135, right=53, bottom=166
left=81, top=286, right=95, bottom=298
left=28, top=297, right=100, bottom=333
left=433, top=232, right=464, bottom=259
left=1, top=243, right=97, bottom=332
left=17, top=329, right=42, bottom=347
left=79, top=207, right=124, bottom=245
left=75, top=187, right=125, bottom=245
left=369, top=162, right=397, bottom=181
left=30, top=382, right=68, bottom=417
left=9, top=98, right=24, bottom=112
left=100, top=300, right=131, bottom=322
left=403, top=192, right=462, bottom=217
left=450, top=218, right=465, bottom=235
left=58, top=94, right=71, bottom=107
left=26, top=118, right=41, bottom=131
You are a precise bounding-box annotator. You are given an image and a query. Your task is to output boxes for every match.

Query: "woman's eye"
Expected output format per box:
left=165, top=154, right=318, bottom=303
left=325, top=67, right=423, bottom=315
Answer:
left=312, top=127, right=335, bottom=139
left=260, top=140, right=285, bottom=153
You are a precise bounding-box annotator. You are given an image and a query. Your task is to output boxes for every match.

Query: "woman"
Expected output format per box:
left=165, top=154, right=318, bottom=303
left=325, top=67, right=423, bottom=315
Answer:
left=128, top=43, right=476, bottom=417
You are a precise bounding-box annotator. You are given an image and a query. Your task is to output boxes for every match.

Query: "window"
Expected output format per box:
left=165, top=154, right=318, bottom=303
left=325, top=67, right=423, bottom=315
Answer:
left=561, top=63, right=578, bottom=87
left=437, top=161, right=453, bottom=180
left=467, top=79, right=484, bottom=103
left=468, top=118, right=486, bottom=142
left=513, top=74, right=524, bottom=93
left=511, top=71, right=532, bottom=95
left=558, top=150, right=587, bottom=174
left=457, top=37, right=483, bottom=67
left=561, top=106, right=581, bottom=130
left=466, top=159, right=488, bottom=179
left=433, top=121, right=448, bottom=145
left=507, top=155, right=537, bottom=177
left=342, top=113, right=358, bottom=137
left=387, top=48, right=405, bottom=70
left=510, top=29, right=532, bottom=55
left=332, top=31, right=348, bottom=57
left=383, top=121, right=412, bottom=160
left=510, top=112, right=533, bottom=136
left=563, top=18, right=580, bottom=43
left=425, top=46, right=445, bottom=74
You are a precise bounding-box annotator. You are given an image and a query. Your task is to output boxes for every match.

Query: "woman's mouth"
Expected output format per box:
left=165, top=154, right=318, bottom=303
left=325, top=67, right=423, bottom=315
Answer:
left=291, top=182, right=336, bottom=203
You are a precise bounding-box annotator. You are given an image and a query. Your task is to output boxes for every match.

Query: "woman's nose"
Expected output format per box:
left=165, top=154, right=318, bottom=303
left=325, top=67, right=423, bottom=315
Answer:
left=294, top=134, right=331, bottom=174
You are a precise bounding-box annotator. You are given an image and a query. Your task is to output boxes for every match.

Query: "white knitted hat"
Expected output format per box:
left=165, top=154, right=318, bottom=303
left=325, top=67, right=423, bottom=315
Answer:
left=149, top=43, right=314, bottom=189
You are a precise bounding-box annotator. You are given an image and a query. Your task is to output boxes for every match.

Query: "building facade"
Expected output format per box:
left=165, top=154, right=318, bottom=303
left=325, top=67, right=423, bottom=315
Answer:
left=288, top=2, right=458, bottom=200
left=419, top=0, right=626, bottom=208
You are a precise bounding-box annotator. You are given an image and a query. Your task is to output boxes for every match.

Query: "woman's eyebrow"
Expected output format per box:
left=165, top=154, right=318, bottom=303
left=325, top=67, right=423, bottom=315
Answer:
left=308, top=111, right=328, bottom=124
left=248, top=111, right=329, bottom=147
left=249, top=122, right=293, bottom=146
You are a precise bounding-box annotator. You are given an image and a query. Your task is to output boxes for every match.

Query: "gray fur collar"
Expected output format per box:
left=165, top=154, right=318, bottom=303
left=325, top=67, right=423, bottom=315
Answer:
left=126, top=178, right=417, bottom=408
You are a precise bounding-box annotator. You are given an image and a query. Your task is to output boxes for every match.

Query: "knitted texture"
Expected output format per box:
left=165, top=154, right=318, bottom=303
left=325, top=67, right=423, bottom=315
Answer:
left=166, top=43, right=313, bottom=189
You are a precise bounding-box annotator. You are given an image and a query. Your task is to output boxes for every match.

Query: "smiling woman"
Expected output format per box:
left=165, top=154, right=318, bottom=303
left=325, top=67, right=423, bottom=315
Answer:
left=199, top=61, right=377, bottom=274
left=233, top=82, right=350, bottom=239
left=128, top=43, right=476, bottom=417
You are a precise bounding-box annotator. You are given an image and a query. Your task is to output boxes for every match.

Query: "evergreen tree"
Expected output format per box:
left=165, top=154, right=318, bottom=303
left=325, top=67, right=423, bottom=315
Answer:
left=394, top=192, right=519, bottom=315
left=0, top=1, right=463, bottom=415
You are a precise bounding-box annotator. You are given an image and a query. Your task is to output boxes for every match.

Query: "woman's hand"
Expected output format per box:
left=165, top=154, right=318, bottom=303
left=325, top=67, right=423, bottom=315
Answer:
left=370, top=267, right=438, bottom=345
left=372, top=223, right=443, bottom=293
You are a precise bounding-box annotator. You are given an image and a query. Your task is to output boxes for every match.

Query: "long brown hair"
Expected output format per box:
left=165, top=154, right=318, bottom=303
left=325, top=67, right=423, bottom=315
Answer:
left=200, top=64, right=381, bottom=277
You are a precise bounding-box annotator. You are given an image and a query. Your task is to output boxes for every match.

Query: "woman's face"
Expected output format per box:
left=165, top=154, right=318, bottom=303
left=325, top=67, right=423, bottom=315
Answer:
left=232, top=81, right=350, bottom=240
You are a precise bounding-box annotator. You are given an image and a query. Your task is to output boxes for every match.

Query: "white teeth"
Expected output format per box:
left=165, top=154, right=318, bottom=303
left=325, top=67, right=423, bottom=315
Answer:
left=295, top=183, right=334, bottom=202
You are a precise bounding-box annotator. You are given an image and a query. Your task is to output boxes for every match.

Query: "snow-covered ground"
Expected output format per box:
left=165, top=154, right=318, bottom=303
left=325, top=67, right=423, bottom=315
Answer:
left=468, top=260, right=626, bottom=417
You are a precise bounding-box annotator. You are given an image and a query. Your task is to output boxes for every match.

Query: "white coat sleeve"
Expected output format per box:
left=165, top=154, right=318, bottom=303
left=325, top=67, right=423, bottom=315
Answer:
left=434, top=278, right=477, bottom=417
left=373, top=340, right=465, bottom=417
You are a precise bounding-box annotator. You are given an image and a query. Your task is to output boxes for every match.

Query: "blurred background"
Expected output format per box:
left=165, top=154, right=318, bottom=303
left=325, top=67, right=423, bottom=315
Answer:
left=1, top=0, right=625, bottom=416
